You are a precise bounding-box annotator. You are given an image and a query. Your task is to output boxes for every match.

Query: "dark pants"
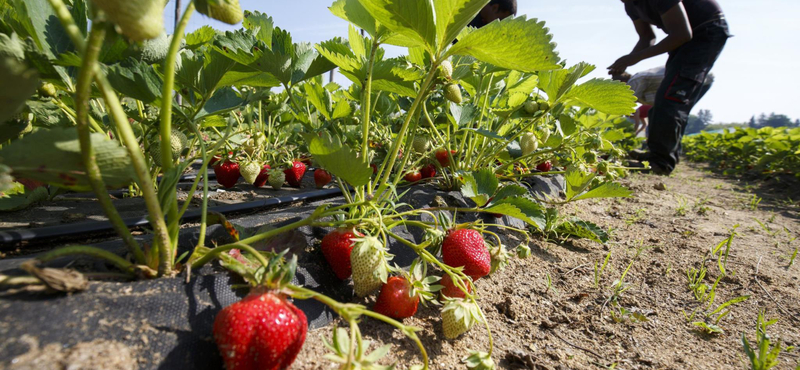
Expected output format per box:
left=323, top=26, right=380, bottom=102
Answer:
left=647, top=18, right=730, bottom=171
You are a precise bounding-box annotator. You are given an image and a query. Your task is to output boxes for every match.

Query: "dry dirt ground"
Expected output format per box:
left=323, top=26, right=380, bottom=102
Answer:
left=294, top=162, right=800, bottom=370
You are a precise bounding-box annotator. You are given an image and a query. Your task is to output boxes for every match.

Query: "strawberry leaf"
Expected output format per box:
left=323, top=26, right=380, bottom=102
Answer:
left=242, top=10, right=274, bottom=45
left=0, top=128, right=134, bottom=191
left=434, top=0, right=489, bottom=47
left=0, top=185, right=48, bottom=211
left=564, top=78, right=637, bottom=116
left=572, top=182, right=633, bottom=201
left=484, top=197, right=546, bottom=230
left=556, top=218, right=608, bottom=243
left=460, top=169, right=498, bottom=207
left=357, top=0, right=436, bottom=51
left=303, top=132, right=372, bottom=187
left=446, top=16, right=561, bottom=72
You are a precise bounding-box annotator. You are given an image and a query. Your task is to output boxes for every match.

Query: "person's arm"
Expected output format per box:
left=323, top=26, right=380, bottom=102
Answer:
left=631, top=19, right=657, bottom=54
left=609, top=3, right=693, bottom=74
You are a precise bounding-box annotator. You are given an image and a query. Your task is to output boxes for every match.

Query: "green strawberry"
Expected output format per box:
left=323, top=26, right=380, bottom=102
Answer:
left=140, top=32, right=171, bottom=64
left=195, top=0, right=243, bottom=25
left=91, top=0, right=165, bottom=41
left=443, top=83, right=462, bottom=104
left=520, top=132, right=538, bottom=156
left=268, top=169, right=285, bottom=190
left=539, top=127, right=551, bottom=144
left=150, top=131, right=188, bottom=166
left=441, top=298, right=479, bottom=339
left=350, top=235, right=390, bottom=297
left=412, top=136, right=431, bottom=154
left=523, top=101, right=538, bottom=115
left=538, top=100, right=550, bottom=111
left=439, top=60, right=453, bottom=80
left=240, top=161, right=261, bottom=184
left=38, top=83, right=56, bottom=98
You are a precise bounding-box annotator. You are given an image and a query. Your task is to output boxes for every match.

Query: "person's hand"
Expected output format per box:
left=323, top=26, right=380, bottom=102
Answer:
left=607, top=54, right=641, bottom=75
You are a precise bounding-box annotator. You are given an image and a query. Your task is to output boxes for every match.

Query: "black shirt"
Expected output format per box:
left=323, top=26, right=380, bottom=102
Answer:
left=625, top=0, right=723, bottom=32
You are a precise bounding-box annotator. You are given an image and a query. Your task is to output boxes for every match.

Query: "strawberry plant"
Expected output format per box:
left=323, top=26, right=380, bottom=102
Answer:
left=0, top=0, right=646, bottom=368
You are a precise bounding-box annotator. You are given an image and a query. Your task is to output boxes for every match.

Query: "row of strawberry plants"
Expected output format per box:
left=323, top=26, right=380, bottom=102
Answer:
left=0, top=0, right=640, bottom=369
left=683, top=127, right=800, bottom=178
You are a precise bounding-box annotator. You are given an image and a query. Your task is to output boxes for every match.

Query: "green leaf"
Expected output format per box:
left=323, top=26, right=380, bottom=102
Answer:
left=484, top=197, right=546, bottom=230
left=446, top=16, right=561, bottom=72
left=303, top=132, right=372, bottom=187
left=330, top=0, right=384, bottom=40
left=709, top=295, right=750, bottom=316
left=185, top=26, right=217, bottom=49
left=573, top=182, right=633, bottom=201
left=491, top=184, right=528, bottom=203
left=564, top=78, right=637, bottom=115
left=193, top=87, right=246, bottom=120
left=556, top=218, right=609, bottom=243
left=304, top=81, right=332, bottom=120
left=106, top=59, right=163, bottom=104
left=357, top=0, right=436, bottom=51
left=331, top=99, right=352, bottom=120
left=0, top=118, right=29, bottom=142
left=564, top=168, right=594, bottom=200
left=242, top=10, right=274, bottom=45
left=0, top=185, right=48, bottom=211
left=434, top=0, right=488, bottom=47
left=450, top=103, right=477, bottom=127
left=0, top=33, right=39, bottom=124
left=538, top=62, right=594, bottom=103
left=460, top=169, right=498, bottom=207
left=0, top=128, right=135, bottom=191
left=461, top=128, right=505, bottom=141
left=505, top=71, right=539, bottom=95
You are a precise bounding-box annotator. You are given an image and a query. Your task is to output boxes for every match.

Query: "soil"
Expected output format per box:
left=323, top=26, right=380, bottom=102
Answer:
left=291, top=162, right=800, bottom=370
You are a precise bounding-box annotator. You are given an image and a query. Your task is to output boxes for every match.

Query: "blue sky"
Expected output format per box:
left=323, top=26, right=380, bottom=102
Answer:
left=165, top=0, right=799, bottom=124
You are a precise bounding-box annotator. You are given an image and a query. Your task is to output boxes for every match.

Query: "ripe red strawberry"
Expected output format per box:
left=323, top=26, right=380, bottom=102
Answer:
left=300, top=156, right=312, bottom=167
left=536, top=161, right=552, bottom=172
left=283, top=161, right=307, bottom=188
left=253, top=164, right=271, bottom=188
left=213, top=288, right=307, bottom=370
left=439, top=274, right=471, bottom=300
left=214, top=160, right=240, bottom=189
left=321, top=227, right=361, bottom=280
left=420, top=164, right=436, bottom=179
left=442, top=229, right=491, bottom=280
left=404, top=171, right=422, bottom=183
left=370, top=164, right=378, bottom=175
left=373, top=276, right=419, bottom=319
left=314, top=169, right=332, bottom=189
left=435, top=149, right=457, bottom=168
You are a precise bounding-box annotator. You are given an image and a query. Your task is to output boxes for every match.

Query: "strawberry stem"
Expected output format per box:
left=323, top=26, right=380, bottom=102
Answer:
left=36, top=246, right=137, bottom=276
left=46, top=0, right=172, bottom=275
left=73, top=17, right=144, bottom=265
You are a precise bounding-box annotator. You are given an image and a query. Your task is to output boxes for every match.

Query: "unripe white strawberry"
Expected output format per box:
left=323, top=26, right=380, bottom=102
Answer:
left=268, top=169, right=285, bottom=190
left=350, top=235, right=389, bottom=297
left=443, top=83, right=462, bottom=104
left=441, top=298, right=479, bottom=339
left=439, top=60, right=453, bottom=80
left=240, top=161, right=260, bottom=184
left=91, top=0, right=165, bottom=41
left=195, top=0, right=243, bottom=25
left=520, top=132, right=538, bottom=156
left=523, top=101, right=538, bottom=115
left=412, top=136, right=431, bottom=154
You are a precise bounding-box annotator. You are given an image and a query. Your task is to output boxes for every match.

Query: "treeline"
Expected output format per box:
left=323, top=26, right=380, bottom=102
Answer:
left=683, top=110, right=798, bottom=135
